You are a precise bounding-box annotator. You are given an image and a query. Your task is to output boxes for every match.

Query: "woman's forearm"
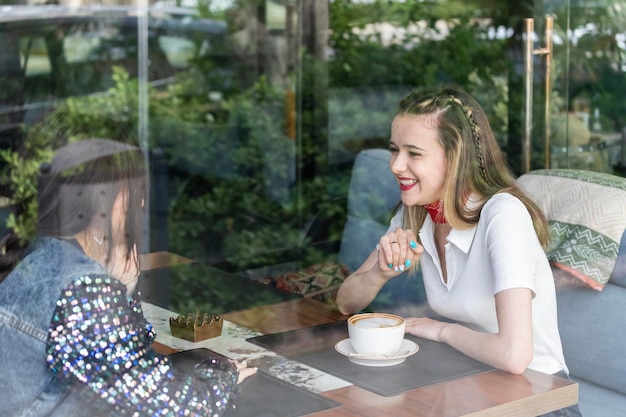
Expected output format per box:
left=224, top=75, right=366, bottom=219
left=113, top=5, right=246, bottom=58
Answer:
left=406, top=289, right=534, bottom=375
left=440, top=322, right=533, bottom=374
left=336, top=271, right=385, bottom=314
left=336, top=252, right=389, bottom=314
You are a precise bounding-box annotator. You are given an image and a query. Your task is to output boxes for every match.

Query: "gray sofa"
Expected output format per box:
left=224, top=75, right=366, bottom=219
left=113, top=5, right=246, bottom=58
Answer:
left=554, top=230, right=626, bottom=417
left=338, top=148, right=426, bottom=311
left=338, top=148, right=626, bottom=416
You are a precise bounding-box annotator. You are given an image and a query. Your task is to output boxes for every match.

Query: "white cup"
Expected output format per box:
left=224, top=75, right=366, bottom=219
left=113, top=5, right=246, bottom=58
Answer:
left=347, top=313, right=406, bottom=355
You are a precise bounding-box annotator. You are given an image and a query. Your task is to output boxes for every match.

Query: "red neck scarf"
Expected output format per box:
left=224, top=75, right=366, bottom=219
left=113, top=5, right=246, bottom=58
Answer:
left=424, top=200, right=446, bottom=224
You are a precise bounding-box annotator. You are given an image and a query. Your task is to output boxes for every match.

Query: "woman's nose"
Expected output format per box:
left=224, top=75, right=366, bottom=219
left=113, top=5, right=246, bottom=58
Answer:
left=389, top=153, right=406, bottom=174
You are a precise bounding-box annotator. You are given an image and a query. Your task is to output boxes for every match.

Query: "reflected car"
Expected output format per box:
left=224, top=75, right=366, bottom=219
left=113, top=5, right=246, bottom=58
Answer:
left=0, top=4, right=227, bottom=155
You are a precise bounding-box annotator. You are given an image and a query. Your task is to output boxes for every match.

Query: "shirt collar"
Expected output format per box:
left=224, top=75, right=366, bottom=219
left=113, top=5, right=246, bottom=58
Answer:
left=419, top=195, right=480, bottom=254
left=447, top=226, right=476, bottom=253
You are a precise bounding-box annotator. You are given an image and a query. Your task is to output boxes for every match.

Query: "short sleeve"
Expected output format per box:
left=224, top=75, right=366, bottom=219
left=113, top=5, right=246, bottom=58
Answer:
left=481, top=194, right=543, bottom=296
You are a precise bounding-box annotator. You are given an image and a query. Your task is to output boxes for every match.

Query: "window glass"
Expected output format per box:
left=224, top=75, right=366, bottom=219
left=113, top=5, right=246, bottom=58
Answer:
left=158, top=35, right=196, bottom=68
left=2, top=0, right=625, bottom=315
left=64, top=34, right=102, bottom=64
left=20, top=37, right=51, bottom=76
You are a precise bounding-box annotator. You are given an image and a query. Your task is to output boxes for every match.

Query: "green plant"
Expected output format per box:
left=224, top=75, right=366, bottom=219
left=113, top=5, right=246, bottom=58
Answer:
left=167, top=75, right=325, bottom=269
left=0, top=67, right=143, bottom=242
left=0, top=144, right=54, bottom=243
left=327, top=0, right=511, bottom=154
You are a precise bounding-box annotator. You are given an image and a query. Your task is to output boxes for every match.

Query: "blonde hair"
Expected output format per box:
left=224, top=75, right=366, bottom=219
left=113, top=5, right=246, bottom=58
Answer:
left=396, top=85, right=550, bottom=248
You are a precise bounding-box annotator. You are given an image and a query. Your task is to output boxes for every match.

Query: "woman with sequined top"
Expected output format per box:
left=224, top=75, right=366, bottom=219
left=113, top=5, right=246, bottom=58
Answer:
left=0, top=138, right=255, bottom=417
left=336, top=86, right=581, bottom=417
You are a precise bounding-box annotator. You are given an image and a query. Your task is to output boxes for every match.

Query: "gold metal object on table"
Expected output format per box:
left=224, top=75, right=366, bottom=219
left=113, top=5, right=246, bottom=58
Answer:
left=169, top=312, right=223, bottom=342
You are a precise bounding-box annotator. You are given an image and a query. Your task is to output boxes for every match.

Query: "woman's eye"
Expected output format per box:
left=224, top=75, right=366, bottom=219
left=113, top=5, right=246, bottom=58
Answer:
left=388, top=145, right=399, bottom=153
left=409, top=151, right=421, bottom=157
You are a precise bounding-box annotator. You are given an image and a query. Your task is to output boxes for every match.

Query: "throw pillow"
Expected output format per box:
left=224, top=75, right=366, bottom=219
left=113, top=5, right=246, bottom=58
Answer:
left=516, top=169, right=626, bottom=291
left=258, top=261, right=350, bottom=305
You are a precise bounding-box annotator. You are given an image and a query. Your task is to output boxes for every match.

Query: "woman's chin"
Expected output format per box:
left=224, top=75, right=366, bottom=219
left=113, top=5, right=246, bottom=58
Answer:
left=400, top=195, right=424, bottom=207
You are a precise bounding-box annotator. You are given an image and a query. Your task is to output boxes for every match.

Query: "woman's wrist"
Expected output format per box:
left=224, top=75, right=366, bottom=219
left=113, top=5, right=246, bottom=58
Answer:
left=369, top=263, right=394, bottom=287
left=438, top=321, right=456, bottom=344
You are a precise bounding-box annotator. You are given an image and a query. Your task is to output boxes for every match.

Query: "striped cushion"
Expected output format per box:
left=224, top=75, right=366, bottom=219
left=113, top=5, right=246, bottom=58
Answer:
left=517, top=169, right=626, bottom=290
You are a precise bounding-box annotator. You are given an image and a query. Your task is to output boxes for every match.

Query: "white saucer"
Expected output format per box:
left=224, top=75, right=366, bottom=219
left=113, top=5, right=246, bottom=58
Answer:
left=334, top=338, right=419, bottom=367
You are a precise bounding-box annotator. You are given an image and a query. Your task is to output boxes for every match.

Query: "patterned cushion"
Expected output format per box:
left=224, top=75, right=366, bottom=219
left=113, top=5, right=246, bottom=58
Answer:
left=517, top=169, right=626, bottom=290
left=258, top=261, right=350, bottom=305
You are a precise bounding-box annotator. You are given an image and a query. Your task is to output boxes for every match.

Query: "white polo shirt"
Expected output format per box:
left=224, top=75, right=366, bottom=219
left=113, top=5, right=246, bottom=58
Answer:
left=389, top=193, right=568, bottom=375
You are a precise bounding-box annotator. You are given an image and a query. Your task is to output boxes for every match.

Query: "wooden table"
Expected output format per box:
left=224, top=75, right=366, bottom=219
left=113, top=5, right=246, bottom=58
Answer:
left=220, top=298, right=578, bottom=417
left=139, top=251, right=194, bottom=271
left=145, top=255, right=578, bottom=417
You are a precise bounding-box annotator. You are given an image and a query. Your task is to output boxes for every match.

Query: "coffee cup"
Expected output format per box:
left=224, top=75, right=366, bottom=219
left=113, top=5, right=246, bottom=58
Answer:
left=347, top=312, right=406, bottom=355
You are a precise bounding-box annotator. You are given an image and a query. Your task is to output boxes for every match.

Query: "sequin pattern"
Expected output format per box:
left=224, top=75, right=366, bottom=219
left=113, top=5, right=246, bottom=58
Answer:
left=46, top=274, right=239, bottom=416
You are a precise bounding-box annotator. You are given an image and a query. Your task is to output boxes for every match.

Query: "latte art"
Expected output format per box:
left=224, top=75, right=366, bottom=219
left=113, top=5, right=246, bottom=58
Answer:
left=354, top=317, right=402, bottom=328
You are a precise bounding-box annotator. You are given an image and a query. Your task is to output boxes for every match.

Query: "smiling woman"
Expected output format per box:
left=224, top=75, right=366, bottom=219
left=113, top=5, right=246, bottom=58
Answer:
left=336, top=85, right=582, bottom=417
left=388, top=113, right=448, bottom=209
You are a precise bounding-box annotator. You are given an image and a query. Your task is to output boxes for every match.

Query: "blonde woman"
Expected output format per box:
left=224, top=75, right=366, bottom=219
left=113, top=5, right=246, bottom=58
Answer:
left=336, top=85, right=580, bottom=416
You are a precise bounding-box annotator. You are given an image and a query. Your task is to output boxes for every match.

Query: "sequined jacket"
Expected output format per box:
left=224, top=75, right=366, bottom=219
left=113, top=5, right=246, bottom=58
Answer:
left=0, top=237, right=239, bottom=417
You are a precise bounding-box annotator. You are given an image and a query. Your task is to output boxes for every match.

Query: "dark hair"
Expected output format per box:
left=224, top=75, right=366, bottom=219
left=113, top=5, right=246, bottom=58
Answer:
left=0, top=139, right=146, bottom=281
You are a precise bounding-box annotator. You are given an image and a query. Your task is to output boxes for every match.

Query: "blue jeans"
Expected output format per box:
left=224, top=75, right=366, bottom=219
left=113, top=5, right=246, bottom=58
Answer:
left=538, top=371, right=582, bottom=417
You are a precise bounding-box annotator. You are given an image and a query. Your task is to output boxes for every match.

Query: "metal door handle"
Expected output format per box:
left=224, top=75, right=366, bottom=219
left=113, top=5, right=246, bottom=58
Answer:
left=523, top=16, right=553, bottom=172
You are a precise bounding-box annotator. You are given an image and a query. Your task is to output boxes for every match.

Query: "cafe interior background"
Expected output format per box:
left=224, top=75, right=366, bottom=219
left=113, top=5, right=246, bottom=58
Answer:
left=1, top=0, right=625, bottom=313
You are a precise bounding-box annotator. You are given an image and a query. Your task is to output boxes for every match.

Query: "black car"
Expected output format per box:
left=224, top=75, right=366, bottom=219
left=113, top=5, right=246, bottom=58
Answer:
left=0, top=4, right=228, bottom=153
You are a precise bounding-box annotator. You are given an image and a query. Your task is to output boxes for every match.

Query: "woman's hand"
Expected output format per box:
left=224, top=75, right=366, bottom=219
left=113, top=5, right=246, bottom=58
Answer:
left=405, top=317, right=447, bottom=342
left=376, top=227, right=423, bottom=275
left=336, top=228, right=423, bottom=315
left=233, top=360, right=257, bottom=384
